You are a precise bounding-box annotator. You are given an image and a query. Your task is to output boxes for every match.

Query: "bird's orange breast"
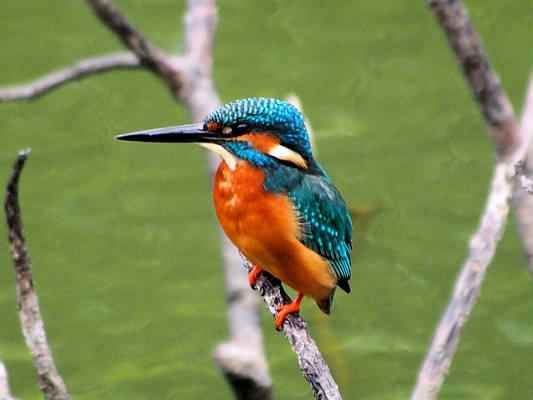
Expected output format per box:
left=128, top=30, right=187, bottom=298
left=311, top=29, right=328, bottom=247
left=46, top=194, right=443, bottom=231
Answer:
left=212, top=160, right=336, bottom=302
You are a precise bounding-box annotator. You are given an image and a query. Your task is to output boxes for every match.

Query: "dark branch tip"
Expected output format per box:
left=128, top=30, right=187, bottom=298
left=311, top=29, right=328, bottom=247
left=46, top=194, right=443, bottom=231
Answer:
left=18, top=148, right=32, bottom=160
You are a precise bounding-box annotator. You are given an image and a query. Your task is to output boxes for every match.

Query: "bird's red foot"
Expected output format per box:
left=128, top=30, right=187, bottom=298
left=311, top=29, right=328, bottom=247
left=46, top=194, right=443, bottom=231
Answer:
left=275, top=293, right=304, bottom=331
left=248, top=265, right=263, bottom=288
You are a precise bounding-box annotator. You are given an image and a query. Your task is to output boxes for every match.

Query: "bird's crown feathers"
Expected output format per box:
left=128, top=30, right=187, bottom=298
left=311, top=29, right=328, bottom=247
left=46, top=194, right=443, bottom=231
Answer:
left=205, top=98, right=313, bottom=159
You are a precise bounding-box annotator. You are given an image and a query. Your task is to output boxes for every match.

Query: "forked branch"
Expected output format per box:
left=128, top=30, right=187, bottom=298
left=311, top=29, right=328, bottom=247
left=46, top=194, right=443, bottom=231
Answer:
left=412, top=1, right=533, bottom=398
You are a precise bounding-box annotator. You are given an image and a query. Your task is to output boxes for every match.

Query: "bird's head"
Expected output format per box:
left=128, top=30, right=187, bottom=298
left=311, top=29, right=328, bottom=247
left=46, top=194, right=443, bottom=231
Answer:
left=116, top=98, right=316, bottom=171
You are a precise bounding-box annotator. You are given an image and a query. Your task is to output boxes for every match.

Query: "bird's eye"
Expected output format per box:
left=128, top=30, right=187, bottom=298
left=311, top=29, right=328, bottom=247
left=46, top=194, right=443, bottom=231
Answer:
left=234, top=123, right=248, bottom=133
left=222, top=126, right=233, bottom=135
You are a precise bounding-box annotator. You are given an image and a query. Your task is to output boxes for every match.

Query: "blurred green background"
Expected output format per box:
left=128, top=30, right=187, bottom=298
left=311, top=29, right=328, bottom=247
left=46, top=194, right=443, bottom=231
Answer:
left=1, top=1, right=532, bottom=399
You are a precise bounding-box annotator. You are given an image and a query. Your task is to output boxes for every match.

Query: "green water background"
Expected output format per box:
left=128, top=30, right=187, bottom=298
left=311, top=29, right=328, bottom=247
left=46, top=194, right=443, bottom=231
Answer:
left=1, top=1, right=532, bottom=399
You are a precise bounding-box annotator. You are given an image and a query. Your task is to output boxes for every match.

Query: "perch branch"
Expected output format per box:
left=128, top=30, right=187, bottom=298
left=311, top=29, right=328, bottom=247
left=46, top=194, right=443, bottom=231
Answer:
left=0, top=359, right=15, bottom=400
left=4, top=149, right=70, bottom=400
left=246, top=261, right=342, bottom=400
left=412, top=1, right=533, bottom=398
left=0, top=52, right=139, bottom=102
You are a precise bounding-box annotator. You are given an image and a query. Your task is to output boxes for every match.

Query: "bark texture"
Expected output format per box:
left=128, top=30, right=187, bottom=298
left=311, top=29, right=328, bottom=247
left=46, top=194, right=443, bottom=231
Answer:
left=4, top=149, right=70, bottom=400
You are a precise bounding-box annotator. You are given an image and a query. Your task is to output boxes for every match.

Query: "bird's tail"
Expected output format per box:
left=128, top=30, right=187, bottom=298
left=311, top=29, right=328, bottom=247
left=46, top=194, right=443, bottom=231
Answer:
left=316, top=289, right=336, bottom=314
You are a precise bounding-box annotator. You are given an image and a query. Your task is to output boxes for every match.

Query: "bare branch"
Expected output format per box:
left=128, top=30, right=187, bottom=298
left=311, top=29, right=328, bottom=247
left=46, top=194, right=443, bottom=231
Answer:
left=246, top=261, right=342, bottom=400
left=412, top=162, right=510, bottom=399
left=0, top=52, right=139, bottom=102
left=412, top=81, right=533, bottom=398
left=85, top=0, right=182, bottom=93
left=412, top=1, right=533, bottom=396
left=0, top=359, right=16, bottom=400
left=4, top=149, right=70, bottom=400
left=428, top=0, right=520, bottom=159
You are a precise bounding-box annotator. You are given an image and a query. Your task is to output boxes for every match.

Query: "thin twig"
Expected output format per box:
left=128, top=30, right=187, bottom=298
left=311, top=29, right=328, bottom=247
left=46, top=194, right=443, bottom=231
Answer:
left=0, top=52, right=139, bottom=102
left=411, top=1, right=533, bottom=398
left=0, top=359, right=15, bottom=400
left=427, top=0, right=519, bottom=159
left=246, top=262, right=343, bottom=400
left=4, top=149, right=70, bottom=400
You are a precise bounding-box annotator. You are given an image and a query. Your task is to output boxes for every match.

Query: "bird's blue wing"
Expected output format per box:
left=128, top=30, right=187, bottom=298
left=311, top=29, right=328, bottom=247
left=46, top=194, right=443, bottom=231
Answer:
left=288, top=174, right=352, bottom=286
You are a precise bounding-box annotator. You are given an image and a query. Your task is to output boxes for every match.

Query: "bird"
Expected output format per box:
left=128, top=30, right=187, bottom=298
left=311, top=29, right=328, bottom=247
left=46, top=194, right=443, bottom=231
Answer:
left=116, top=98, right=352, bottom=330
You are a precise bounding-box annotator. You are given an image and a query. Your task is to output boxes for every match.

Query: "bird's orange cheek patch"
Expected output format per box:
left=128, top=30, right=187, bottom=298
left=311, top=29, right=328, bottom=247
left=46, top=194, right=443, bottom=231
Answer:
left=237, top=133, right=280, bottom=153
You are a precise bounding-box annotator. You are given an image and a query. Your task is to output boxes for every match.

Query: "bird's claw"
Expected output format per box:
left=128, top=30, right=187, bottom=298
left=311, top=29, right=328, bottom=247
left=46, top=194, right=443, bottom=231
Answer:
left=248, top=265, right=263, bottom=289
left=274, top=293, right=304, bottom=331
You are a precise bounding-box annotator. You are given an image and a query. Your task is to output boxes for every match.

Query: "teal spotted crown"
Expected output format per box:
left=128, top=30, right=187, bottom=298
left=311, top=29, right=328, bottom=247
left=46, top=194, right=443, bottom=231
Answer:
left=205, top=98, right=313, bottom=159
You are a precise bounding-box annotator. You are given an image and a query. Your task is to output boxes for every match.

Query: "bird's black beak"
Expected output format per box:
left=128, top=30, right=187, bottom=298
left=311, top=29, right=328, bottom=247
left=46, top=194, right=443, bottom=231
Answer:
left=115, top=123, right=214, bottom=143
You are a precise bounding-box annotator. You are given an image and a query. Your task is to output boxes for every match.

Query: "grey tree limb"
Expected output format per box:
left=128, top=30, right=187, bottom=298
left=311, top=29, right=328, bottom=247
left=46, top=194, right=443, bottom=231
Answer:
left=0, top=52, right=139, bottom=102
left=412, top=1, right=533, bottom=398
left=4, top=149, right=70, bottom=400
left=244, top=261, right=342, bottom=400
left=0, top=359, right=16, bottom=400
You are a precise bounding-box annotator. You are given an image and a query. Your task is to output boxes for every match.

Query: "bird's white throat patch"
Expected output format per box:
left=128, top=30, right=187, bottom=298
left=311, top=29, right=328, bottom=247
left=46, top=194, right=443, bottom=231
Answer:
left=200, top=143, right=237, bottom=170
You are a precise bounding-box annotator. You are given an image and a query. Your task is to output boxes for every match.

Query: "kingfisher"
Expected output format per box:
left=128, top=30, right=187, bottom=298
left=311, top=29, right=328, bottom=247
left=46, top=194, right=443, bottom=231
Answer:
left=116, top=98, right=352, bottom=330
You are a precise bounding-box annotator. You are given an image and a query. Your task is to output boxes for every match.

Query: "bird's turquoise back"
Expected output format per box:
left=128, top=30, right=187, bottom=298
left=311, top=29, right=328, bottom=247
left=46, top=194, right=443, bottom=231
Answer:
left=264, top=164, right=352, bottom=291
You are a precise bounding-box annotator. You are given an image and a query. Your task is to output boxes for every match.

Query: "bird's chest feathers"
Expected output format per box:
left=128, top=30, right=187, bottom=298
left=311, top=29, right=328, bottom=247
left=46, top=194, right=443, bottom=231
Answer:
left=213, top=161, right=300, bottom=256
left=214, top=161, right=267, bottom=220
